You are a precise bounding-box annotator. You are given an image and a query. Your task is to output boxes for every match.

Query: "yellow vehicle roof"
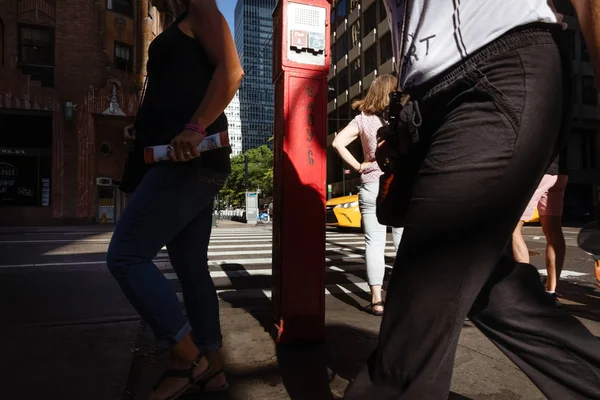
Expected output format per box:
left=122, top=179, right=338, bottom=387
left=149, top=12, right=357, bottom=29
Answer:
left=326, top=194, right=359, bottom=206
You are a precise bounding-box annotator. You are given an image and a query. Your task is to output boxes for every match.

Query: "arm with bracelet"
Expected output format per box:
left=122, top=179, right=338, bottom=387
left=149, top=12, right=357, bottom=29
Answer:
left=168, top=0, right=243, bottom=162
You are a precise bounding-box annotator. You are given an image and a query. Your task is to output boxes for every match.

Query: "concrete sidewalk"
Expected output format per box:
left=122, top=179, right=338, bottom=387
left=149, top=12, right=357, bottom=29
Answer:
left=123, top=292, right=600, bottom=400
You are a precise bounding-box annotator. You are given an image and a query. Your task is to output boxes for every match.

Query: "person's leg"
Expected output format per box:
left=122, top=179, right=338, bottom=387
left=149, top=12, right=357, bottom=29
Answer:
left=166, top=177, right=227, bottom=390
left=538, top=174, right=568, bottom=293
left=512, top=176, right=553, bottom=263
left=107, top=164, right=219, bottom=398
left=345, top=32, right=600, bottom=399
left=359, top=182, right=388, bottom=313
left=512, top=220, right=530, bottom=263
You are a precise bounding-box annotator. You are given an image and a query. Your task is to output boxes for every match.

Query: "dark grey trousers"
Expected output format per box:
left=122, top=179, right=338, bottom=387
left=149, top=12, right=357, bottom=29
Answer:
left=345, top=24, right=600, bottom=400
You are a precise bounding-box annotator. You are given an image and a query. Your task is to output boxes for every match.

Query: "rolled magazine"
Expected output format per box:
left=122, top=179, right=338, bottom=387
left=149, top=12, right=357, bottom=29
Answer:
left=143, top=131, right=230, bottom=164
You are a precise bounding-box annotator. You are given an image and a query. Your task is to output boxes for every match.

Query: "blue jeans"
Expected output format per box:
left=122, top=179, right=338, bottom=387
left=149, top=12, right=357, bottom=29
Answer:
left=107, top=163, right=227, bottom=352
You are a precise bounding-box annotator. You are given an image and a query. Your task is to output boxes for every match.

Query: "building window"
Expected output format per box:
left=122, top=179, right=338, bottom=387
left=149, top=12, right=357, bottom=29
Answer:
left=107, top=0, right=133, bottom=17
left=364, top=44, right=378, bottom=76
left=328, top=79, right=337, bottom=102
left=19, top=25, right=54, bottom=87
left=350, top=20, right=361, bottom=49
left=380, top=32, right=393, bottom=64
left=336, top=0, right=347, bottom=28
left=582, top=76, right=597, bottom=105
left=363, top=5, right=377, bottom=39
left=338, top=67, right=349, bottom=94
left=350, top=58, right=361, bottom=87
left=330, top=44, right=336, bottom=67
left=378, top=0, right=388, bottom=23
left=328, top=110, right=338, bottom=135
left=114, top=41, right=133, bottom=72
left=19, top=25, right=54, bottom=66
left=339, top=101, right=351, bottom=127
left=337, top=33, right=348, bottom=62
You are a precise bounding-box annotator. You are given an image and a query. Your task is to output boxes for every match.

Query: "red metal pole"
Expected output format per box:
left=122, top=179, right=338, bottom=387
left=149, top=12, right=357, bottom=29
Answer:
left=271, top=0, right=332, bottom=344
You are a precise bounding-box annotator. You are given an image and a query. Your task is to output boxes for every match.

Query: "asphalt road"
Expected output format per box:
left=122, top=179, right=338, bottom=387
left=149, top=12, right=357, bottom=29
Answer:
left=1, top=224, right=598, bottom=400
left=0, top=224, right=597, bottom=327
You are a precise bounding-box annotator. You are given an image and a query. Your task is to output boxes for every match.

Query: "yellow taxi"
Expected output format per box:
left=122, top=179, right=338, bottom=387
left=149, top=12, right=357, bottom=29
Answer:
left=326, top=194, right=362, bottom=230
left=525, top=207, right=540, bottom=224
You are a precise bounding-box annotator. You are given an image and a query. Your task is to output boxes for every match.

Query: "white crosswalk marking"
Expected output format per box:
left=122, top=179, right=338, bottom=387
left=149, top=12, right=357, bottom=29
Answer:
left=163, top=228, right=383, bottom=303
left=159, top=227, right=590, bottom=304
left=0, top=227, right=590, bottom=302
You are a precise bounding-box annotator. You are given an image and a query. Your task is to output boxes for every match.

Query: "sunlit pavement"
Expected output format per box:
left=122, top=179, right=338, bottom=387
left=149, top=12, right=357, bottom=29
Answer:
left=0, top=223, right=598, bottom=399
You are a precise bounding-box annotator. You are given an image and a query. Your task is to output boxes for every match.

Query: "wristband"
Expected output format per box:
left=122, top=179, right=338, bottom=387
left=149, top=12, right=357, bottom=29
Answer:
left=185, top=124, right=207, bottom=138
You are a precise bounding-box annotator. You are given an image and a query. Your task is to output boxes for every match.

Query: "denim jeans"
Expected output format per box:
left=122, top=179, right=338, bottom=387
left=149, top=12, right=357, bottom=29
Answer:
left=107, top=162, right=227, bottom=352
left=359, top=182, right=403, bottom=286
left=345, top=24, right=600, bottom=400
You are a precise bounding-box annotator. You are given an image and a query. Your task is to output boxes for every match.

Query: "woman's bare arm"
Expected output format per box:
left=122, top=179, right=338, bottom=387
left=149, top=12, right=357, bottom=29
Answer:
left=186, top=0, right=244, bottom=130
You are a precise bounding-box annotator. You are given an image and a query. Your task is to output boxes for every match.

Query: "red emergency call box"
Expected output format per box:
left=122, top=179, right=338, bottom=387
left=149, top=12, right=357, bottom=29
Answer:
left=271, top=0, right=331, bottom=344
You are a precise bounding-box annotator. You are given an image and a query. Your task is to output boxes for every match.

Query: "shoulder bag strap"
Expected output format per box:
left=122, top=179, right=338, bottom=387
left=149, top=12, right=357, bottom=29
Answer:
left=396, top=1, right=410, bottom=91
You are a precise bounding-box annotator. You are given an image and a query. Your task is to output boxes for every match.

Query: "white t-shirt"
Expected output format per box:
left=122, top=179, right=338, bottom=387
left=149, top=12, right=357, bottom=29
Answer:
left=383, top=1, right=563, bottom=89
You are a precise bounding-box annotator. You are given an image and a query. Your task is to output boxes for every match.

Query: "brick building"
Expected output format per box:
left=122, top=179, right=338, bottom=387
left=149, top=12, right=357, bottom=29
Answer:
left=0, top=0, right=172, bottom=225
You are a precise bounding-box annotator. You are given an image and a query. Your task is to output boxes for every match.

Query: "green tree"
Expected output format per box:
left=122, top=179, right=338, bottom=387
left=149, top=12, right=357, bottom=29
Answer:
left=219, top=145, right=274, bottom=207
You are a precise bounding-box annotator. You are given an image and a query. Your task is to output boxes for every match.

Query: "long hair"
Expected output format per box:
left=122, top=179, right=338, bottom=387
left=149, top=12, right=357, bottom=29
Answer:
left=352, top=74, right=397, bottom=115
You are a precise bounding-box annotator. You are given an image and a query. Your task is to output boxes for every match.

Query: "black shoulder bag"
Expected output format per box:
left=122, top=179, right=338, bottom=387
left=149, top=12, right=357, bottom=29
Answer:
left=375, top=0, right=422, bottom=227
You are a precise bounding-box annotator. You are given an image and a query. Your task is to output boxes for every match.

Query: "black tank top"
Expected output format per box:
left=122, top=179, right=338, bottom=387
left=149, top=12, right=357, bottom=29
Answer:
left=135, top=12, right=231, bottom=172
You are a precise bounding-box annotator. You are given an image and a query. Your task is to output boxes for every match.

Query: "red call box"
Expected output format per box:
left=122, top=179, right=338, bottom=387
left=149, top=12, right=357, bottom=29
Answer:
left=272, top=0, right=332, bottom=345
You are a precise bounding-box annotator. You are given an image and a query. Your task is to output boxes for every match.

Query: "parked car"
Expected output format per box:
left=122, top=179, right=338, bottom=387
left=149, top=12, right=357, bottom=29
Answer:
left=326, top=194, right=361, bottom=230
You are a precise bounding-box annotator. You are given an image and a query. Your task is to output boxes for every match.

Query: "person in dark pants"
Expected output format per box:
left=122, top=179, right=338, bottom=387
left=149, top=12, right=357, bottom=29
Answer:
left=344, top=1, right=600, bottom=399
left=106, top=1, right=243, bottom=399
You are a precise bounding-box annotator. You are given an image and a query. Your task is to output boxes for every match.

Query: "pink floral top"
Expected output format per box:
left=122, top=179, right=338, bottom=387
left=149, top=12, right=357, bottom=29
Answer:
left=350, top=112, right=384, bottom=184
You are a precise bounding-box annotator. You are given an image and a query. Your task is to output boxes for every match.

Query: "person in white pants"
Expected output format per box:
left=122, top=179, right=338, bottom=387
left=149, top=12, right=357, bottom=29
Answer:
left=333, top=75, right=403, bottom=316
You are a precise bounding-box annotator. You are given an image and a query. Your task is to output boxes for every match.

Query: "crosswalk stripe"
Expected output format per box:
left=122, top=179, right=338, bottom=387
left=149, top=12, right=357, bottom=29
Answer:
left=162, top=264, right=390, bottom=280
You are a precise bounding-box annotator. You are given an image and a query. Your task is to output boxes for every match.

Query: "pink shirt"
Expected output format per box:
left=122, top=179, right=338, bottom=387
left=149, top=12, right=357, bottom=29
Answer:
left=350, top=112, right=384, bottom=184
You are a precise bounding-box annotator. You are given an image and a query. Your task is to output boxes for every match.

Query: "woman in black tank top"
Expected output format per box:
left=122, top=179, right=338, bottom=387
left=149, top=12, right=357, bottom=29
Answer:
left=107, top=1, right=243, bottom=398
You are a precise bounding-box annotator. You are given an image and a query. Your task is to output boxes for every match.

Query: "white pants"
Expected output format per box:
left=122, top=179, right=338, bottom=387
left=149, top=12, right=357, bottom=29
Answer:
left=359, top=182, right=403, bottom=286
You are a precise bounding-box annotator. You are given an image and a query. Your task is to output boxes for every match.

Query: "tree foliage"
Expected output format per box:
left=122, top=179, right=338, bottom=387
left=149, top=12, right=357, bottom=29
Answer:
left=219, top=145, right=273, bottom=207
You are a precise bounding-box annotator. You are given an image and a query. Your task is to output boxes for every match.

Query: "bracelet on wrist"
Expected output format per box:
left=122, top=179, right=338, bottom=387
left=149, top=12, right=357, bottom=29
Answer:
left=185, top=124, right=207, bottom=138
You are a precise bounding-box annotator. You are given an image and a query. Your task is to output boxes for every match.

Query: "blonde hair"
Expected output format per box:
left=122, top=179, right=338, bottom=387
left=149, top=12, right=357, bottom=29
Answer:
left=352, top=74, right=397, bottom=115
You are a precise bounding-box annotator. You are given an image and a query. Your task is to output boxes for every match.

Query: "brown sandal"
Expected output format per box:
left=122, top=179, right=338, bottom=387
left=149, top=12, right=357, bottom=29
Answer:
left=365, top=301, right=385, bottom=316
left=151, top=353, right=212, bottom=400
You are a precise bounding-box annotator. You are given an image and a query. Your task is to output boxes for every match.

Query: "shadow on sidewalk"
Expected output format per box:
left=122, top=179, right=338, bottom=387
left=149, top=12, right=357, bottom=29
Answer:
left=173, top=324, right=472, bottom=400
left=558, top=281, right=600, bottom=323
left=275, top=324, right=471, bottom=400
